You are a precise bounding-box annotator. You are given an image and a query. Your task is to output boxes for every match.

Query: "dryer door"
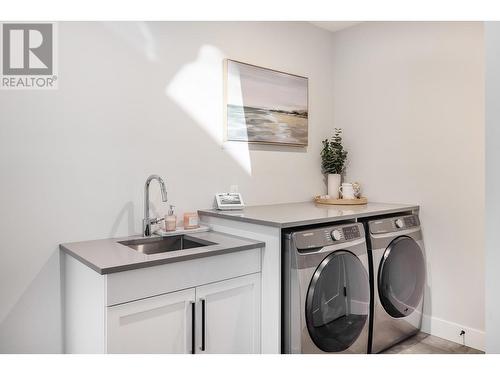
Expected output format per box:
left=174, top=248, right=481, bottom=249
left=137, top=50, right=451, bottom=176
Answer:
left=305, top=250, right=369, bottom=352
left=378, top=236, right=425, bottom=318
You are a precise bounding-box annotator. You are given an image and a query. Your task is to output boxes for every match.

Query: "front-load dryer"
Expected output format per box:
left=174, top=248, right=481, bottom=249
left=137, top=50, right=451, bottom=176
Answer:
left=282, top=222, right=370, bottom=353
left=367, top=214, right=426, bottom=353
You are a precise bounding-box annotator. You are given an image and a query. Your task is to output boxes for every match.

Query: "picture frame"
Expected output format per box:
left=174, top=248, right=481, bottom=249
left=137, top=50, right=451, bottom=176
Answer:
left=223, top=59, right=309, bottom=146
left=214, top=192, right=245, bottom=210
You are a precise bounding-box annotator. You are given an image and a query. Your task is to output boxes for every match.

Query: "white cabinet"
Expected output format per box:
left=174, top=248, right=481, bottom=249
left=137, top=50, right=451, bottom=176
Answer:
left=63, top=247, right=262, bottom=354
left=106, top=273, right=261, bottom=354
left=107, top=288, right=195, bottom=354
left=195, top=273, right=261, bottom=354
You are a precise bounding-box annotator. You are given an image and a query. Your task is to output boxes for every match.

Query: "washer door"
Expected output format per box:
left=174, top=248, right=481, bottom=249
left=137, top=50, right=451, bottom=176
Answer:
left=305, top=251, right=369, bottom=352
left=378, top=236, right=425, bottom=318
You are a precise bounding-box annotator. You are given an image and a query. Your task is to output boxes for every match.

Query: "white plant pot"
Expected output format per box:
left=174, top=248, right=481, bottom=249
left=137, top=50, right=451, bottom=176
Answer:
left=327, top=174, right=341, bottom=199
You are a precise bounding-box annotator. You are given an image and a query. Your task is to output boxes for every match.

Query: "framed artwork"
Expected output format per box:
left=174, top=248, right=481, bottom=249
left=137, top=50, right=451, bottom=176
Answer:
left=224, top=59, right=309, bottom=146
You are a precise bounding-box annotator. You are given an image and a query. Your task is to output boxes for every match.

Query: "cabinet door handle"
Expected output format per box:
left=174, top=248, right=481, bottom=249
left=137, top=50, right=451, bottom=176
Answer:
left=201, top=298, right=206, bottom=351
left=190, top=301, right=195, bottom=354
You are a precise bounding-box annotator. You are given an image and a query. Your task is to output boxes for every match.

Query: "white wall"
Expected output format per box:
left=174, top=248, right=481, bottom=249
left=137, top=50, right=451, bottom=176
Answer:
left=331, top=22, right=485, bottom=350
left=0, top=21, right=335, bottom=353
left=485, top=22, right=500, bottom=354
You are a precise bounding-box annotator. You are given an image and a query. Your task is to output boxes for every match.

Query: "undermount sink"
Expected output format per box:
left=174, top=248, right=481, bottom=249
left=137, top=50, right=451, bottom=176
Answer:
left=119, top=235, right=215, bottom=255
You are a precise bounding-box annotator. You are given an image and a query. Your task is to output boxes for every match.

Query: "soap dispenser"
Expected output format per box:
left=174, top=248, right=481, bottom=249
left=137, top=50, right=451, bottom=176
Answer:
left=165, top=205, right=177, bottom=232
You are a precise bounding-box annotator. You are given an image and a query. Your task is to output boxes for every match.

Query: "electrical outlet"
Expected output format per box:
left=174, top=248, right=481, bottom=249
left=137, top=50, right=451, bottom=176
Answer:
left=459, top=330, right=466, bottom=346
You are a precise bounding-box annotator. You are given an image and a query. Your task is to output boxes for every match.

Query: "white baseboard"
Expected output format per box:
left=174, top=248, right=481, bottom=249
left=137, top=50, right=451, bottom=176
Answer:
left=421, top=314, right=485, bottom=351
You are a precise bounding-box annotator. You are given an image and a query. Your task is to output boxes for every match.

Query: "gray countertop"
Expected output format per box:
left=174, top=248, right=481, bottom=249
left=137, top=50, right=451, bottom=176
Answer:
left=60, top=231, right=264, bottom=275
left=199, top=201, right=419, bottom=228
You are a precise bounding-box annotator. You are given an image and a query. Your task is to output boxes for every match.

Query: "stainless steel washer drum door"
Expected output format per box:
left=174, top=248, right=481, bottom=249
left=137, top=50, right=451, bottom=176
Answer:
left=378, top=236, right=425, bottom=318
left=305, top=251, right=369, bottom=352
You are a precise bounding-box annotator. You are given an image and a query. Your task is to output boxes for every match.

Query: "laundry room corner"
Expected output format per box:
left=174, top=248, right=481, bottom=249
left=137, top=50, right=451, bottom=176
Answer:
left=331, top=21, right=485, bottom=350
left=2, top=2, right=498, bottom=372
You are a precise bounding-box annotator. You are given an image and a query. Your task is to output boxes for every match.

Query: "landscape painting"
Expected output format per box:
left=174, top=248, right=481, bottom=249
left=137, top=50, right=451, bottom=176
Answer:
left=225, top=60, right=308, bottom=146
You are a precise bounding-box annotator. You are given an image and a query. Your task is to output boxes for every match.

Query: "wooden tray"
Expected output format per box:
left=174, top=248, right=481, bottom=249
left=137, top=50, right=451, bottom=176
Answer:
left=314, top=196, right=368, bottom=205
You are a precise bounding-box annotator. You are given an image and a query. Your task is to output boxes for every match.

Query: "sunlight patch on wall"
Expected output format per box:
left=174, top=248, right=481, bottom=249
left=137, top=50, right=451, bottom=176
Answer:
left=102, top=22, right=158, bottom=62
left=165, top=45, right=252, bottom=175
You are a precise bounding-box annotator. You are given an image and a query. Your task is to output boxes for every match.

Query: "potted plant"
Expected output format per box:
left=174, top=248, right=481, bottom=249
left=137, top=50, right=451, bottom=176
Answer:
left=321, top=128, right=348, bottom=198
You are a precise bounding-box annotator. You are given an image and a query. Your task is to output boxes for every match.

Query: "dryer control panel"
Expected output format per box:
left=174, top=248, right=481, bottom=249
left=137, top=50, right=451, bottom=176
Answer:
left=292, top=223, right=365, bottom=251
left=369, top=214, right=420, bottom=235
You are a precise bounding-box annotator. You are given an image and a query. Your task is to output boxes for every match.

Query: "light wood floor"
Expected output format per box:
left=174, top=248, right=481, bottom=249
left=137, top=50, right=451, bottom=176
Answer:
left=381, top=332, right=483, bottom=354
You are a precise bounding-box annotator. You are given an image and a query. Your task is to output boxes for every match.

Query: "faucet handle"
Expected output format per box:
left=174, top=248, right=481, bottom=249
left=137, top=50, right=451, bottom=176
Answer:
left=150, top=217, right=165, bottom=225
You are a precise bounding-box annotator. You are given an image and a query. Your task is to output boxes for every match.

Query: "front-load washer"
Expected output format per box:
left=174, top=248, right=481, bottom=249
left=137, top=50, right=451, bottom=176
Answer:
left=282, top=222, right=370, bottom=353
left=367, top=214, right=426, bottom=353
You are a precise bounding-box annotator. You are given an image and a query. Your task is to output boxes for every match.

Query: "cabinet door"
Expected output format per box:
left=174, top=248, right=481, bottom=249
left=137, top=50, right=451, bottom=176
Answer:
left=107, top=288, right=195, bottom=354
left=195, top=273, right=261, bottom=354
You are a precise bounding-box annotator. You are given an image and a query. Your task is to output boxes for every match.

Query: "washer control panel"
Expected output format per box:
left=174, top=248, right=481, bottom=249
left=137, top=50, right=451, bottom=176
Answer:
left=292, top=223, right=364, bottom=250
left=369, top=214, right=420, bottom=235
left=342, top=225, right=361, bottom=240
left=331, top=229, right=343, bottom=241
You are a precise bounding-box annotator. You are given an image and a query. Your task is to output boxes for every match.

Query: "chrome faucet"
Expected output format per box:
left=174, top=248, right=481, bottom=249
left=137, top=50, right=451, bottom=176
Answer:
left=143, top=174, right=168, bottom=237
